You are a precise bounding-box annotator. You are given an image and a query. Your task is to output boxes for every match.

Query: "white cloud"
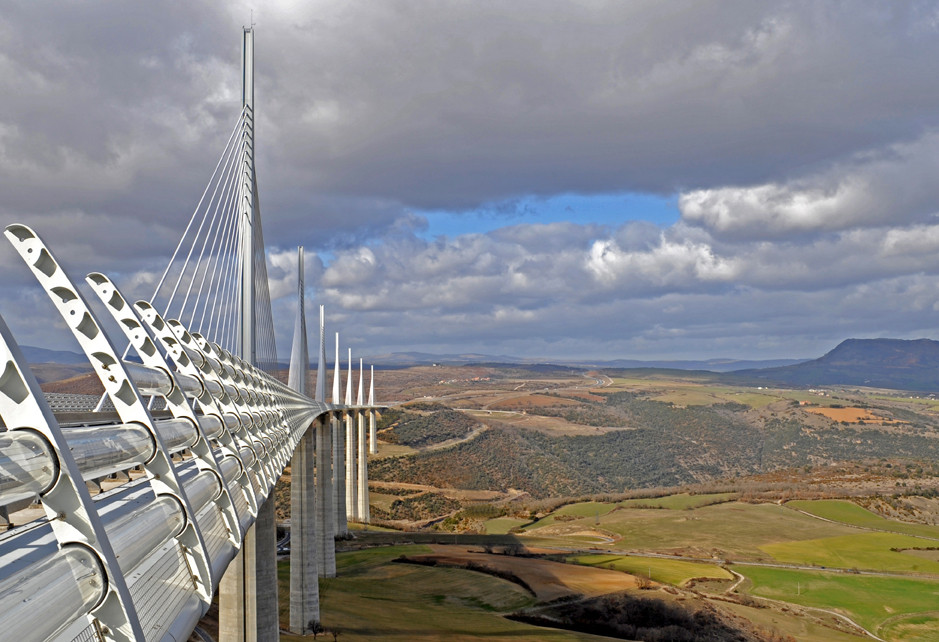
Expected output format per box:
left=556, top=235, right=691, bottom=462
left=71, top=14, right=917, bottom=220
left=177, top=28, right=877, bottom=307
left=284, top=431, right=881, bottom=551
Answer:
left=680, top=130, right=939, bottom=239
left=586, top=236, right=740, bottom=287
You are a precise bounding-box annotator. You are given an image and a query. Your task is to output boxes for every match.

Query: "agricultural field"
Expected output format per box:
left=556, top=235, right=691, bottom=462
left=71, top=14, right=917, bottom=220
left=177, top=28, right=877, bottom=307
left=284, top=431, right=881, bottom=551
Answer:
left=277, top=545, right=620, bottom=641
left=802, top=406, right=905, bottom=424
left=618, top=492, right=738, bottom=510
left=742, top=566, right=939, bottom=640
left=566, top=553, right=733, bottom=586
left=517, top=495, right=939, bottom=640
left=524, top=500, right=862, bottom=561
left=482, top=517, right=529, bottom=534
left=761, top=532, right=939, bottom=573
left=787, top=500, right=939, bottom=539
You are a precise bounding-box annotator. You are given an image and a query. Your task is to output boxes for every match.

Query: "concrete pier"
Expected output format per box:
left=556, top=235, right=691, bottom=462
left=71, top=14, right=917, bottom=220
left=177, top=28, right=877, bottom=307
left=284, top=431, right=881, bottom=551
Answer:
left=219, top=545, right=247, bottom=642
left=315, top=416, right=336, bottom=576
left=289, top=427, right=319, bottom=634
left=357, top=409, right=369, bottom=522
left=345, top=349, right=357, bottom=521
left=220, top=500, right=279, bottom=642
left=368, top=364, right=378, bottom=455
left=345, top=411, right=357, bottom=521
left=332, top=332, right=347, bottom=535
left=254, top=497, right=279, bottom=641
left=333, top=415, right=347, bottom=535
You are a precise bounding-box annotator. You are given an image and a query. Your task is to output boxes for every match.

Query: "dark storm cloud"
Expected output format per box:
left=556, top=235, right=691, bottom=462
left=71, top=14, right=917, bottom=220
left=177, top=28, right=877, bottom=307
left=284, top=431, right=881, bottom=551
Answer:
left=3, top=2, right=939, bottom=358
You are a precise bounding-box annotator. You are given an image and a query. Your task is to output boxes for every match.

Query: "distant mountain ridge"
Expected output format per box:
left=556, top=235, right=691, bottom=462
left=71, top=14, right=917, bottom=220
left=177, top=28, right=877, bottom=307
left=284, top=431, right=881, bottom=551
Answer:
left=25, top=339, right=939, bottom=392
left=21, top=345, right=90, bottom=365
left=366, top=351, right=806, bottom=372
left=18, top=346, right=807, bottom=373
left=731, top=338, right=939, bottom=391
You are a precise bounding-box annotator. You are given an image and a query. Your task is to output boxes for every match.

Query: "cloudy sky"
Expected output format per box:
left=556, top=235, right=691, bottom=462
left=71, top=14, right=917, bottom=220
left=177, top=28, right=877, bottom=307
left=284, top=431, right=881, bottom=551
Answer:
left=4, top=1, right=939, bottom=362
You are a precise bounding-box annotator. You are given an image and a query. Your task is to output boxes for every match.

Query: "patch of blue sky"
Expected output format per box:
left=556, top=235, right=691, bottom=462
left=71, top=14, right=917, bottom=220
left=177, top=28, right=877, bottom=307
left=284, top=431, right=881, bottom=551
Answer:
left=416, top=191, right=679, bottom=239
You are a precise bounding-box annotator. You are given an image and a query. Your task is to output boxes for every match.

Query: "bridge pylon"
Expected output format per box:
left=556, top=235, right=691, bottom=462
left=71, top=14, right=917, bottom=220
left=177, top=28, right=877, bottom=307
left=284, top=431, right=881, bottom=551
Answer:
left=0, top=24, right=385, bottom=642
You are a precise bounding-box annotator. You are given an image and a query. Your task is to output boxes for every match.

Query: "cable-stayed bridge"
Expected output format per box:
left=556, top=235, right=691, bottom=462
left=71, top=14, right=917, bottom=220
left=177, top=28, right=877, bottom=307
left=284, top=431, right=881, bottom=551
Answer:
left=0, top=28, right=379, bottom=641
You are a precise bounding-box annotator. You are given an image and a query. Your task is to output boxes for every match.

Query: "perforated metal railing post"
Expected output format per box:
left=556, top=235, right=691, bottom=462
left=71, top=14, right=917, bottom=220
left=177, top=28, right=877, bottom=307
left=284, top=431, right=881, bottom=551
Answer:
left=87, top=274, right=243, bottom=580
left=6, top=224, right=216, bottom=638
left=0, top=222, right=383, bottom=641
left=0, top=311, right=141, bottom=641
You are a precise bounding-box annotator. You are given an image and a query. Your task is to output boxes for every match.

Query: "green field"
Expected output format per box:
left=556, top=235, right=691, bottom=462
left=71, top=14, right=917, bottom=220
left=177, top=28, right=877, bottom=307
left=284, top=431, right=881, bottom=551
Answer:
left=880, top=614, right=939, bottom=642
left=742, top=566, right=939, bottom=637
left=516, top=495, right=939, bottom=639
left=525, top=501, right=860, bottom=561
left=567, top=553, right=733, bottom=586
left=788, top=500, right=939, bottom=540
left=650, top=386, right=780, bottom=408
left=527, top=500, right=618, bottom=528
left=279, top=546, right=615, bottom=641
left=482, top=517, right=529, bottom=534
left=556, top=501, right=620, bottom=517
left=618, top=492, right=738, bottom=510
left=761, top=532, right=939, bottom=573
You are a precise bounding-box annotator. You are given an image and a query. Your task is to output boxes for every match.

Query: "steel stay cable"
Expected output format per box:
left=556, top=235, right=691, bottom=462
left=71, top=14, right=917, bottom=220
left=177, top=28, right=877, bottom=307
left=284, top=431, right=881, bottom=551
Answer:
left=164, top=113, right=245, bottom=318
left=179, top=132, right=247, bottom=323
left=220, top=227, right=244, bottom=354
left=151, top=107, right=245, bottom=305
left=94, top=110, right=248, bottom=412
left=196, top=140, right=245, bottom=334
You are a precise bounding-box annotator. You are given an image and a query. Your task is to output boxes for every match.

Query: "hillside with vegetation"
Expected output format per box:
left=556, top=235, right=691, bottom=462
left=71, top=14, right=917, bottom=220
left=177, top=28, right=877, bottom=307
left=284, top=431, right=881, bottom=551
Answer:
left=371, top=386, right=939, bottom=498
left=378, top=405, right=480, bottom=447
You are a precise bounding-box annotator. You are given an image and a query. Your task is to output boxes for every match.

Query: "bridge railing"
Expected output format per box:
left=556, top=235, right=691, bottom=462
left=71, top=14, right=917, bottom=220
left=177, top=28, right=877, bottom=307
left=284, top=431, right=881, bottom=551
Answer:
left=0, top=225, right=372, bottom=642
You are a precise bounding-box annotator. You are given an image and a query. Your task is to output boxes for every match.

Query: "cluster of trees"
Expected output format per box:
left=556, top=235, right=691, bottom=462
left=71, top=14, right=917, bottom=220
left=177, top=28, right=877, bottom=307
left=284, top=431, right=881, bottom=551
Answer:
left=509, top=591, right=781, bottom=642
left=380, top=408, right=479, bottom=447
left=369, top=492, right=461, bottom=521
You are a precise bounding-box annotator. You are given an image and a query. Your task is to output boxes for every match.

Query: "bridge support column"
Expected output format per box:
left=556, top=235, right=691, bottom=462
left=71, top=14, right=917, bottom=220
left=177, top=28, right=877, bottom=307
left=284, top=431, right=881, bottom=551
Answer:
left=255, top=496, right=279, bottom=641
left=333, top=414, right=348, bottom=535
left=345, top=411, right=357, bottom=521
left=290, top=425, right=320, bottom=634
left=315, top=416, right=336, bottom=576
left=369, top=408, right=378, bottom=455
left=219, top=546, right=247, bottom=642
left=357, top=409, right=369, bottom=523
left=219, top=496, right=277, bottom=642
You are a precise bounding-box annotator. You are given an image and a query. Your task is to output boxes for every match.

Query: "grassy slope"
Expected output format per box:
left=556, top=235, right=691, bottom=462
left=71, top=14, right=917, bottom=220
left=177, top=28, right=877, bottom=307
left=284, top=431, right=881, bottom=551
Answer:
left=483, top=517, right=529, bottom=534
left=523, top=496, right=939, bottom=639
left=742, top=566, right=939, bottom=637
left=761, top=532, right=939, bottom=573
left=525, top=501, right=861, bottom=560
left=787, top=499, right=939, bottom=539
left=618, top=492, right=738, bottom=510
left=567, top=553, right=732, bottom=586
left=278, top=546, right=617, bottom=642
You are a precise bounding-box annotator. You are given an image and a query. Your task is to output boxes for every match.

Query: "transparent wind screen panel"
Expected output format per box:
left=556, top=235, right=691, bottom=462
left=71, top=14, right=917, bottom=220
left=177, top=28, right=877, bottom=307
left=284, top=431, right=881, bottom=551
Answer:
left=198, top=414, right=225, bottom=441
left=122, top=361, right=173, bottom=397
left=0, top=545, right=104, bottom=641
left=218, top=455, right=241, bottom=483
left=153, top=417, right=199, bottom=454
left=183, top=470, right=221, bottom=514
left=62, top=423, right=154, bottom=480
left=0, top=429, right=54, bottom=508
left=106, top=495, right=184, bottom=574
